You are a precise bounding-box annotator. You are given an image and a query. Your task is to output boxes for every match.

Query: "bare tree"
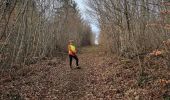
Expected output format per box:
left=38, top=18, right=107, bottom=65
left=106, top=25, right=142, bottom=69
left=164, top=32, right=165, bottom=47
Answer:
left=0, top=0, right=93, bottom=68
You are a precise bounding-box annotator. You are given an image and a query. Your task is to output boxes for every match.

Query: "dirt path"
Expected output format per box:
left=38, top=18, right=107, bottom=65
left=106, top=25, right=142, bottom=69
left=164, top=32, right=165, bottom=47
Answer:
left=56, top=46, right=112, bottom=100
left=55, top=46, right=122, bottom=99
left=1, top=46, right=169, bottom=100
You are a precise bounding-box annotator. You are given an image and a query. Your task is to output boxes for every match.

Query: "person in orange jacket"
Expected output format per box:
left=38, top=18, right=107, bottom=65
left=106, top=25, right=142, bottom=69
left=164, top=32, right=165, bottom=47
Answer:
left=68, top=40, right=80, bottom=69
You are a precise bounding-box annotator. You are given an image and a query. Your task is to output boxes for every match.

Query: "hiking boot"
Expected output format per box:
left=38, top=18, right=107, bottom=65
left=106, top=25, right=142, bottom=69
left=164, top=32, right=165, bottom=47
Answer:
left=77, top=66, right=81, bottom=69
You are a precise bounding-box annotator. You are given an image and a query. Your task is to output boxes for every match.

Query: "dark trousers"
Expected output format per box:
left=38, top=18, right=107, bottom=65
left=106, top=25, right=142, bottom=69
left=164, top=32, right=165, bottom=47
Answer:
left=69, top=55, right=79, bottom=67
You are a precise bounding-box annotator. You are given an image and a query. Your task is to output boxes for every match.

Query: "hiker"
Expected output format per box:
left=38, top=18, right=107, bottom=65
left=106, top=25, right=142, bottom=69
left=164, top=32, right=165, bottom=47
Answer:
left=68, top=40, right=80, bottom=69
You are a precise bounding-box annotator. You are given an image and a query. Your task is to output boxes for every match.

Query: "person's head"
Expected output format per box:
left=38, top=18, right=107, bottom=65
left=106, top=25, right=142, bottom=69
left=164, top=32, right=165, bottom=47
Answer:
left=69, top=40, right=73, bottom=45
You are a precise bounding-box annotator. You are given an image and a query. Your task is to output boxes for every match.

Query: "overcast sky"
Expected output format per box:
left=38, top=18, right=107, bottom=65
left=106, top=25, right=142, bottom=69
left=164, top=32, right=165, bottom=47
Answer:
left=74, top=0, right=100, bottom=44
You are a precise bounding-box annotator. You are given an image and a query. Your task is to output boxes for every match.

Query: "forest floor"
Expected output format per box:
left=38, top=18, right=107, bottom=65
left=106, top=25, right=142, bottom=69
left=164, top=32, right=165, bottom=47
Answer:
left=0, top=46, right=170, bottom=100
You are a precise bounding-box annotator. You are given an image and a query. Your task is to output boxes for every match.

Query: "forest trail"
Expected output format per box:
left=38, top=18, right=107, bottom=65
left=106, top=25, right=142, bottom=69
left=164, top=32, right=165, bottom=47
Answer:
left=1, top=0, right=170, bottom=99
left=1, top=46, right=169, bottom=100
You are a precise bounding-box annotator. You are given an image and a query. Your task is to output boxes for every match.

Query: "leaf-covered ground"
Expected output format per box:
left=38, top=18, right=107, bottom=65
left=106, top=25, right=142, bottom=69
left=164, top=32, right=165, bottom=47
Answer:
left=0, top=46, right=170, bottom=100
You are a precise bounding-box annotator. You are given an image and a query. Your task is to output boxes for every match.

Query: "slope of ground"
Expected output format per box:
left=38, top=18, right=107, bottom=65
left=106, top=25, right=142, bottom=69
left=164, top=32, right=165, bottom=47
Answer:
left=0, top=46, right=169, bottom=100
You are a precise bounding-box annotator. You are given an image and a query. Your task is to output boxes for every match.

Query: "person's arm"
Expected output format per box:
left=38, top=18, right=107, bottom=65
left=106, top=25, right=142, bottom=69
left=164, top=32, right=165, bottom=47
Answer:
left=68, top=45, right=71, bottom=52
left=68, top=45, right=73, bottom=52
